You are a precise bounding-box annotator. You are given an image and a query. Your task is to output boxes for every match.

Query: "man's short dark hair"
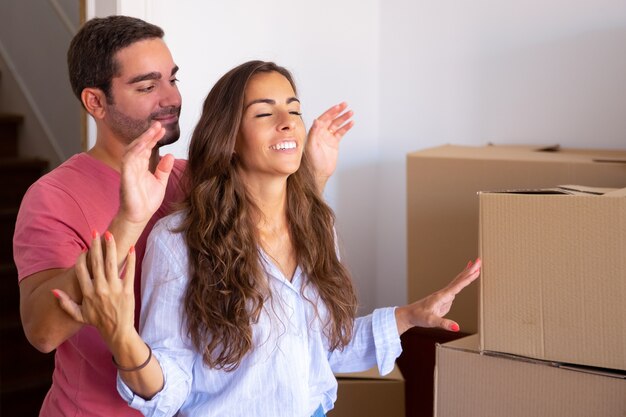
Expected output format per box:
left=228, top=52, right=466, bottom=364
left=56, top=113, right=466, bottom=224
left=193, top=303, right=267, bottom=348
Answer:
left=67, top=15, right=164, bottom=104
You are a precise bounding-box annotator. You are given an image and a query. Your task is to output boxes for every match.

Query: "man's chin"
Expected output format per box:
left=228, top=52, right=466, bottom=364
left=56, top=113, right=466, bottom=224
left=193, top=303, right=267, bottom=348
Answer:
left=156, top=127, right=180, bottom=148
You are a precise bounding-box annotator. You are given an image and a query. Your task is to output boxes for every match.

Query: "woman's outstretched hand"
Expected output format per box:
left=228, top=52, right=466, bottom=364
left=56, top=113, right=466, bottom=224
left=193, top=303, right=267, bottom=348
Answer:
left=52, top=230, right=136, bottom=348
left=395, top=258, right=482, bottom=335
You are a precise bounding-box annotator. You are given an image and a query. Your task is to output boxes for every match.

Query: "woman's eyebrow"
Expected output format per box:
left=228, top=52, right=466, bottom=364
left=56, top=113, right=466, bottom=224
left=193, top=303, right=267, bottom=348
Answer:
left=245, top=97, right=300, bottom=110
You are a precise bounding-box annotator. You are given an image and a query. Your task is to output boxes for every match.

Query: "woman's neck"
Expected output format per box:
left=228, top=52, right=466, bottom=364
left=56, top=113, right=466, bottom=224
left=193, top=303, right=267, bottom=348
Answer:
left=244, top=173, right=288, bottom=223
left=245, top=174, right=297, bottom=280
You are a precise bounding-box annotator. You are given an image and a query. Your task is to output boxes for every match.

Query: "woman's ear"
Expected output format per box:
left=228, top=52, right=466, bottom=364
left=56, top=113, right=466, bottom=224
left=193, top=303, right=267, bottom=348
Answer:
left=81, top=88, right=107, bottom=119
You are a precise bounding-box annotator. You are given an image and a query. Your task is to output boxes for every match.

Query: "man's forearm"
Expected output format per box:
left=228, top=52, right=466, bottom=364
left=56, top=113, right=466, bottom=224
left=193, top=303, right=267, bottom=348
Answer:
left=20, top=267, right=83, bottom=353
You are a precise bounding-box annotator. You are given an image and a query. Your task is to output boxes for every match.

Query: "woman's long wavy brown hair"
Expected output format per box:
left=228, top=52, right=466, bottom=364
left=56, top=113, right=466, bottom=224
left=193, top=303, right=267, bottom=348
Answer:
left=178, top=61, right=358, bottom=371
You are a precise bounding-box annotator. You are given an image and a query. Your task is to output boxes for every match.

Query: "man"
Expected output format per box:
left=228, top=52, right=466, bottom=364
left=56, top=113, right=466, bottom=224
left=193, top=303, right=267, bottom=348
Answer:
left=13, top=15, right=352, bottom=417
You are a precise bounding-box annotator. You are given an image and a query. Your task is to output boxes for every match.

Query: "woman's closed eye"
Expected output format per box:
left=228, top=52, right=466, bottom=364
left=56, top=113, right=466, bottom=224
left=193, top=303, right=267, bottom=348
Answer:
left=254, top=112, right=301, bottom=118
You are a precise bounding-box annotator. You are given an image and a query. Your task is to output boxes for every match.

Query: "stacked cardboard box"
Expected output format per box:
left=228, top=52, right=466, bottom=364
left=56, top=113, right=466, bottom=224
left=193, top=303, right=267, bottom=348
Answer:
left=434, top=185, right=626, bottom=416
left=479, top=185, right=626, bottom=370
left=407, top=144, right=626, bottom=333
left=434, top=336, right=626, bottom=417
left=406, top=144, right=626, bottom=417
left=330, top=366, right=404, bottom=417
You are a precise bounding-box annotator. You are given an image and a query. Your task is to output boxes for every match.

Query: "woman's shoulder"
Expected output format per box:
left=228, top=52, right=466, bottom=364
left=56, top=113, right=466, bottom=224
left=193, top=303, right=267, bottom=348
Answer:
left=149, top=210, right=187, bottom=245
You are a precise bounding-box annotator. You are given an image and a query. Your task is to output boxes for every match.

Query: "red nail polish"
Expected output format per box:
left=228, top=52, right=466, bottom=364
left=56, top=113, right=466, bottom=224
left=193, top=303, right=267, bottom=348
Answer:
left=104, top=231, right=113, bottom=242
left=451, top=323, right=460, bottom=332
left=129, top=245, right=135, bottom=254
left=92, top=229, right=99, bottom=239
left=52, top=289, right=60, bottom=299
left=467, top=260, right=473, bottom=268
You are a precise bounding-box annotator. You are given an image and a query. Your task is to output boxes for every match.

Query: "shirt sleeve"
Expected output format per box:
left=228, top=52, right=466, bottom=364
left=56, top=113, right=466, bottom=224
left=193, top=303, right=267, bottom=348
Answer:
left=327, top=307, right=402, bottom=376
left=13, top=181, right=88, bottom=280
left=328, top=228, right=402, bottom=375
left=117, top=222, right=197, bottom=417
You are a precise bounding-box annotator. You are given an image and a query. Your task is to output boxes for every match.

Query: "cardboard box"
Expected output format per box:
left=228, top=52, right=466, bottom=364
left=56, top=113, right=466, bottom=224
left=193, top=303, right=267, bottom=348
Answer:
left=479, top=186, right=626, bottom=370
left=434, top=335, right=626, bottom=417
left=407, top=144, right=626, bottom=333
left=329, top=366, right=405, bottom=417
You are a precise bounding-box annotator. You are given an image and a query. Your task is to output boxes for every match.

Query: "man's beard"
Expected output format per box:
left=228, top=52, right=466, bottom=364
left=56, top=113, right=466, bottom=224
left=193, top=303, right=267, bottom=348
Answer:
left=107, top=105, right=181, bottom=147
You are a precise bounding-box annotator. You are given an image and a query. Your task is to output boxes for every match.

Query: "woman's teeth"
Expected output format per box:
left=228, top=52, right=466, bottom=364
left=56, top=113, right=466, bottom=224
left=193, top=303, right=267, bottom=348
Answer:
left=270, top=141, right=297, bottom=150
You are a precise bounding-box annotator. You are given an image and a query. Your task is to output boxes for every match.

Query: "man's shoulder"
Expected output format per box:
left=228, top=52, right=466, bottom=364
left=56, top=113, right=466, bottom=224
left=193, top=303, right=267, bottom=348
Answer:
left=163, top=158, right=187, bottom=203
left=34, top=153, right=117, bottom=192
left=173, top=158, right=187, bottom=171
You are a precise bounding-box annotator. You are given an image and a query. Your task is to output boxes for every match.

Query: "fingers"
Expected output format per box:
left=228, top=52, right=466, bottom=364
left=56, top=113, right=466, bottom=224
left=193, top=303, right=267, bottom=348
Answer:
left=123, top=245, right=136, bottom=294
left=52, top=289, right=85, bottom=323
left=89, top=230, right=106, bottom=288
left=126, top=121, right=165, bottom=154
left=314, top=102, right=354, bottom=136
left=440, top=318, right=460, bottom=332
left=121, top=122, right=166, bottom=173
left=316, top=102, right=349, bottom=122
left=327, top=109, right=354, bottom=134
left=331, top=119, right=354, bottom=137
left=75, top=248, right=95, bottom=296
left=329, top=108, right=354, bottom=129
left=154, top=153, right=175, bottom=185
left=444, top=258, right=482, bottom=295
left=103, top=231, right=121, bottom=291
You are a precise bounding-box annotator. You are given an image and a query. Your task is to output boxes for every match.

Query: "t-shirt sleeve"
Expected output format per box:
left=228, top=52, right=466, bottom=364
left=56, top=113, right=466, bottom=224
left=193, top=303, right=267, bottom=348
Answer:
left=13, top=181, right=89, bottom=281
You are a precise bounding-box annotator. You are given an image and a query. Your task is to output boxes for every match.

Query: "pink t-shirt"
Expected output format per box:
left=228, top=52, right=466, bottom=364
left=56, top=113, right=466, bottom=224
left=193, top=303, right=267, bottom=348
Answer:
left=13, top=152, right=186, bottom=417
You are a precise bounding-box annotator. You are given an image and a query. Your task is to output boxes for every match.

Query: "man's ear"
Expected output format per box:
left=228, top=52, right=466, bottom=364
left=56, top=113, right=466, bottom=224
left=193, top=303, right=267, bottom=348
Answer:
left=81, top=88, right=107, bottom=119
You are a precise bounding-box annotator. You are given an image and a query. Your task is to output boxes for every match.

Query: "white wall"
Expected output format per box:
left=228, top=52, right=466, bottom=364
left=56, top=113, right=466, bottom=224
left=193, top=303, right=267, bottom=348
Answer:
left=108, top=0, right=626, bottom=315
left=377, top=1, right=626, bottom=310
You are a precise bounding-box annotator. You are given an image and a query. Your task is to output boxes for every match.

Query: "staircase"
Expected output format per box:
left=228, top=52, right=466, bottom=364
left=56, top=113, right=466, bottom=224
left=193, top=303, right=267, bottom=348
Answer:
left=0, top=83, right=54, bottom=415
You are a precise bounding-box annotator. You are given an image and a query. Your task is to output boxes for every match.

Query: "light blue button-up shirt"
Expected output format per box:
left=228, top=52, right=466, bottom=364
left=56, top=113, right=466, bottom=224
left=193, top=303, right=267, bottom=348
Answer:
left=118, top=212, right=402, bottom=417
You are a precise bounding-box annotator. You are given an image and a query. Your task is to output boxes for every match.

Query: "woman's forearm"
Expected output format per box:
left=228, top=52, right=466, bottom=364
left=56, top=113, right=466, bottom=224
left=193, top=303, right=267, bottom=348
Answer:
left=112, top=330, right=165, bottom=400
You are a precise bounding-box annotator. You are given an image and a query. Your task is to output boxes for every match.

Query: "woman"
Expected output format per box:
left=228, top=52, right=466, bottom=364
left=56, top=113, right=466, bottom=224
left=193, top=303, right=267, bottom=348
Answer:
left=56, top=61, right=481, bottom=417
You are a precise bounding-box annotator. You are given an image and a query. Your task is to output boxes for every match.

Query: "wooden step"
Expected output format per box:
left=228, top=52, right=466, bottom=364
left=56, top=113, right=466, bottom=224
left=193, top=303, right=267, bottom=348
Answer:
left=0, top=384, right=50, bottom=417
left=0, top=262, right=19, bottom=315
left=0, top=313, right=55, bottom=384
left=0, top=157, right=48, bottom=210
left=0, top=113, right=24, bottom=158
left=0, top=261, right=54, bottom=416
left=0, top=208, right=19, bottom=264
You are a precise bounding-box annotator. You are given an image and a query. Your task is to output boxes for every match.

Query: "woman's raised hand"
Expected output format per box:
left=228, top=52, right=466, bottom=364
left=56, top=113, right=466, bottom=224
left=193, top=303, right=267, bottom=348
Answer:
left=306, top=102, right=354, bottom=192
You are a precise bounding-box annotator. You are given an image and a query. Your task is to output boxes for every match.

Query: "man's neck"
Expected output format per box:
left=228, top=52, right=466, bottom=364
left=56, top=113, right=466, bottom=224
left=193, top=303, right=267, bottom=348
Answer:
left=88, top=140, right=161, bottom=173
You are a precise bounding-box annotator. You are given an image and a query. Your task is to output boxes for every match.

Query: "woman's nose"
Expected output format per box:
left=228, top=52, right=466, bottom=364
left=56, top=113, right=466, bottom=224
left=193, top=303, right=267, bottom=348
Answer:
left=279, top=112, right=296, bottom=131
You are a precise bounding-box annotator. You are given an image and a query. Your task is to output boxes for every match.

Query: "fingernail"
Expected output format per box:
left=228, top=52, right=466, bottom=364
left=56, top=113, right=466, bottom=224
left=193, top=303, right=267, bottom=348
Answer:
left=451, top=323, right=460, bottom=332
left=129, top=245, right=135, bottom=254
left=82, top=247, right=88, bottom=253
left=52, top=289, right=60, bottom=299
left=92, top=229, right=99, bottom=239
left=467, top=260, right=473, bottom=268
left=104, top=231, right=113, bottom=242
